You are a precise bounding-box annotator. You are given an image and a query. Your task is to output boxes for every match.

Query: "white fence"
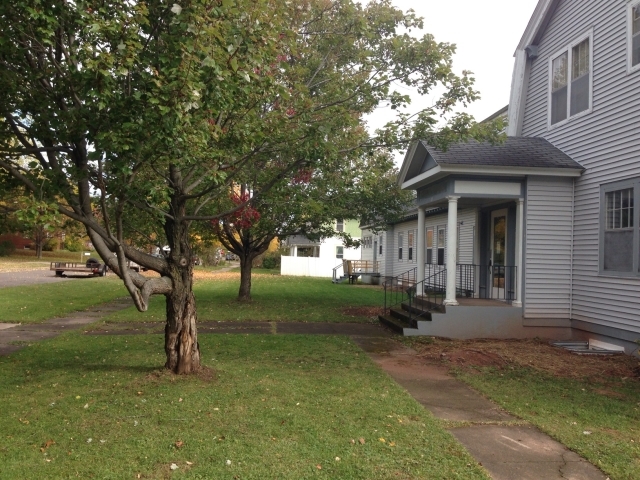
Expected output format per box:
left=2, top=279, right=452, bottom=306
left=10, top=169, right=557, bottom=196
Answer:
left=280, top=256, right=340, bottom=278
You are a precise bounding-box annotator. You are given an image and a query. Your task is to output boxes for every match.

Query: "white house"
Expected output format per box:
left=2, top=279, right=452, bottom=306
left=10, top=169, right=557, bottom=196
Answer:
left=373, top=0, right=640, bottom=356
left=281, top=220, right=361, bottom=278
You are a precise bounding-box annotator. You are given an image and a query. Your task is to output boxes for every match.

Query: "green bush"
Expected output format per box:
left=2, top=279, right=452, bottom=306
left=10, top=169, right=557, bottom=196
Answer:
left=43, top=238, right=58, bottom=251
left=0, top=240, right=16, bottom=257
left=262, top=252, right=280, bottom=269
left=63, top=237, right=83, bottom=252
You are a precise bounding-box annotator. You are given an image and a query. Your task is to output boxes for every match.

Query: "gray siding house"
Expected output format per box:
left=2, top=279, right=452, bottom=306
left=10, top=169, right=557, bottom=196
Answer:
left=374, top=0, right=640, bottom=355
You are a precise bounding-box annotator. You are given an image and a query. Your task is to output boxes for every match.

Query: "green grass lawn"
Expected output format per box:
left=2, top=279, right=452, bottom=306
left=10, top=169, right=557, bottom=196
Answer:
left=456, top=367, right=640, bottom=480
left=0, top=277, right=128, bottom=323
left=0, top=333, right=488, bottom=479
left=102, top=275, right=383, bottom=324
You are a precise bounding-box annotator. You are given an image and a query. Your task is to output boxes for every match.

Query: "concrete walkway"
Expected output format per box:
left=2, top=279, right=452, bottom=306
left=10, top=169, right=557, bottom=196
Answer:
left=350, top=335, right=608, bottom=480
left=0, top=297, right=131, bottom=356
left=0, top=310, right=609, bottom=479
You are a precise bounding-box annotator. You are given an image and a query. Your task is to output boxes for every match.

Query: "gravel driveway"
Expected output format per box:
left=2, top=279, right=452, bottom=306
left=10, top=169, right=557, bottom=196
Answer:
left=0, top=269, right=72, bottom=288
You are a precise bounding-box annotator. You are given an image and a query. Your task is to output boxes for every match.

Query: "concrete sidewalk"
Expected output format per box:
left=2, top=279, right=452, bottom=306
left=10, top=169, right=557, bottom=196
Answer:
left=350, top=336, right=608, bottom=480
left=0, top=297, right=131, bottom=356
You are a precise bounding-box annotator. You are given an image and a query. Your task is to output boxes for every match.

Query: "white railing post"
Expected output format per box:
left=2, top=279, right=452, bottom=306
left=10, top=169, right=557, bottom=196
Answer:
left=513, top=198, right=524, bottom=307
left=417, top=206, right=425, bottom=292
left=444, top=196, right=459, bottom=306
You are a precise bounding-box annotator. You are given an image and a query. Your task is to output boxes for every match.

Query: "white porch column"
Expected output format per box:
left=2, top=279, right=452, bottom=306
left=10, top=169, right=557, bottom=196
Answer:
left=513, top=198, right=524, bottom=307
left=417, top=206, right=426, bottom=291
left=444, top=196, right=459, bottom=306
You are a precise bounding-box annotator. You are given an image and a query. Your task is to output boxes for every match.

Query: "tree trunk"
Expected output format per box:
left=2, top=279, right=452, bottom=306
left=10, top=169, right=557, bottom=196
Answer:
left=164, top=271, right=200, bottom=374
left=34, top=225, right=44, bottom=259
left=238, top=253, right=253, bottom=302
left=163, top=186, right=201, bottom=374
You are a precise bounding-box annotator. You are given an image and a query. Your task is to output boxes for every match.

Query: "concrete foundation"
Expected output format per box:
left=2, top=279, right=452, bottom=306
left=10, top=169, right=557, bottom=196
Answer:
left=404, top=305, right=573, bottom=340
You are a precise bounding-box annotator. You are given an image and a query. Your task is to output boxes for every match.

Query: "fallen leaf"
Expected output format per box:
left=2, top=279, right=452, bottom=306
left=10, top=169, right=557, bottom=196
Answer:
left=226, top=459, right=232, bottom=466
left=83, top=403, right=89, bottom=409
left=186, top=461, right=193, bottom=466
left=335, top=456, right=341, bottom=461
left=359, top=438, right=365, bottom=445
left=175, top=441, right=184, bottom=449
left=583, top=431, right=592, bottom=435
left=379, top=438, right=386, bottom=443
left=389, top=442, right=396, bottom=447
left=316, top=464, right=322, bottom=470
left=170, top=463, right=179, bottom=470
left=40, top=440, right=55, bottom=452
left=350, top=439, right=355, bottom=444
left=179, top=398, right=183, bottom=402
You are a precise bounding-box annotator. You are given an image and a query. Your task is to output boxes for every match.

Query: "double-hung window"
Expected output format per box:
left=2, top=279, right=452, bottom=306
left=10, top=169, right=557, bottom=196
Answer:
left=600, top=179, right=640, bottom=275
left=629, top=2, right=640, bottom=72
left=336, top=220, right=344, bottom=232
left=549, top=31, right=592, bottom=127
left=336, top=246, right=344, bottom=259
left=426, top=228, right=434, bottom=264
left=408, top=230, right=414, bottom=261
left=398, top=233, right=403, bottom=261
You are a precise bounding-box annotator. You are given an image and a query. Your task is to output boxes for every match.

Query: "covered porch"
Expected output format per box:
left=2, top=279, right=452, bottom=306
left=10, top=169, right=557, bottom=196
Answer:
left=382, top=137, right=584, bottom=338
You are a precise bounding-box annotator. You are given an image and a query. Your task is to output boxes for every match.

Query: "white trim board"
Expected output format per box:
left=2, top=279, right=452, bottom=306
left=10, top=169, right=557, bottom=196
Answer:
left=454, top=180, right=522, bottom=196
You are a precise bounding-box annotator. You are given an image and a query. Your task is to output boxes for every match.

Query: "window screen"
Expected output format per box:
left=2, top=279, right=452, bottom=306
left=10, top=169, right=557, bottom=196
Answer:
left=570, top=39, right=590, bottom=116
left=551, top=52, right=568, bottom=125
left=604, top=188, right=634, bottom=272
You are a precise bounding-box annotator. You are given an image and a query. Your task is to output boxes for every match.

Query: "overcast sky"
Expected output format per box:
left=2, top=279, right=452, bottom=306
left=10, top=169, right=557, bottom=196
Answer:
left=365, top=0, right=539, bottom=137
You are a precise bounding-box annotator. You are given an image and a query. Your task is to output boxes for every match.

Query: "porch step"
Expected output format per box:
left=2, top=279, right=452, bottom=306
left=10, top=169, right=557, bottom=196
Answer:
left=378, top=314, right=418, bottom=334
left=412, top=295, right=446, bottom=313
left=400, top=302, right=433, bottom=321
left=389, top=306, right=419, bottom=329
left=332, top=276, right=348, bottom=284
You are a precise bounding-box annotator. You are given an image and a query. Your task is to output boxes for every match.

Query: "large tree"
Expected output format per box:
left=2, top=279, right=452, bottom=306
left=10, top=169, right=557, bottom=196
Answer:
left=0, top=0, right=497, bottom=373
left=214, top=152, right=411, bottom=301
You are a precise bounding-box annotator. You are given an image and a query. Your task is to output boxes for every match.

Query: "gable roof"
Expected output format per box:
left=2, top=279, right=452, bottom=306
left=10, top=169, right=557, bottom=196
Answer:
left=423, top=137, right=582, bottom=170
left=398, top=136, right=584, bottom=190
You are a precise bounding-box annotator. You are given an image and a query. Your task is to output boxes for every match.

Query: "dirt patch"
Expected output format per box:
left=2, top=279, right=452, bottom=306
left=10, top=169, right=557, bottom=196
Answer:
left=341, top=306, right=385, bottom=318
left=410, top=337, right=640, bottom=380
left=142, top=365, right=217, bottom=385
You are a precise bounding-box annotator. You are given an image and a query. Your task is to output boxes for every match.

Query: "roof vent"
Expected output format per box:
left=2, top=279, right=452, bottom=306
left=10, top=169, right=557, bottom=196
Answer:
left=525, top=45, right=539, bottom=59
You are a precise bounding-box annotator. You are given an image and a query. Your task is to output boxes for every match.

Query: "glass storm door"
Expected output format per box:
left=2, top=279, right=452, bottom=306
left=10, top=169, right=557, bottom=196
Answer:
left=490, top=209, right=507, bottom=299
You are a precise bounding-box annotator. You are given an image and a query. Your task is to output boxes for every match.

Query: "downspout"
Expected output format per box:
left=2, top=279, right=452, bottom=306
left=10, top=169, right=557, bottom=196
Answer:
left=569, top=178, right=575, bottom=322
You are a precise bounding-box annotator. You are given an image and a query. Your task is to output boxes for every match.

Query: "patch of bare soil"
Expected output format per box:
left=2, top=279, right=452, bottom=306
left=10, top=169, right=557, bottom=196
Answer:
left=142, top=365, right=217, bottom=384
left=341, top=306, right=385, bottom=318
left=411, top=337, right=640, bottom=381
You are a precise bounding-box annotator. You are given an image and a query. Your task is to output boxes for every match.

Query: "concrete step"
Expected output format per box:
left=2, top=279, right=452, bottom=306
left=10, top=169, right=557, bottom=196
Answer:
left=378, top=314, right=409, bottom=334
left=400, top=302, right=433, bottom=321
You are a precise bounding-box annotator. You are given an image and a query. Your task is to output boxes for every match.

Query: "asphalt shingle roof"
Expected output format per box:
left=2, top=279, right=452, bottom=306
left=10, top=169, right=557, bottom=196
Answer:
left=421, top=137, right=583, bottom=170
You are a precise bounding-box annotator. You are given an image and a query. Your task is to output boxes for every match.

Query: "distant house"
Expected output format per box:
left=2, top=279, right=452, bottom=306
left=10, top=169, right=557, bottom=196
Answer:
left=281, top=220, right=361, bottom=277
left=373, top=0, right=640, bottom=355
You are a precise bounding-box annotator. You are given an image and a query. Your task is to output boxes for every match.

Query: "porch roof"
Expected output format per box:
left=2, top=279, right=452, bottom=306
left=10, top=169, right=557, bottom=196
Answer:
left=399, top=137, right=584, bottom=190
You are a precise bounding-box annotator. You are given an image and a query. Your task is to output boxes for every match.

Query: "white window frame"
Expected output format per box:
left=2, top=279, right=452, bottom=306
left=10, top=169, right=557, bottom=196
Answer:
left=336, top=220, right=344, bottom=232
left=398, top=232, right=403, bottom=261
left=547, top=28, right=594, bottom=130
left=336, top=246, right=344, bottom=259
left=599, top=178, right=640, bottom=277
left=628, top=2, right=640, bottom=74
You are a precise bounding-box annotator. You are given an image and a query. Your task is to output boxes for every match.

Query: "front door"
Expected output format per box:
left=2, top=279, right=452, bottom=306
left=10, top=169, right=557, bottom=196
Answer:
left=490, top=209, right=507, bottom=299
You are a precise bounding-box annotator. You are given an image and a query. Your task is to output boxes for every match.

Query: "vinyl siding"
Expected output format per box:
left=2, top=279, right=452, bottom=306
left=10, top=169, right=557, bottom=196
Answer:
left=378, top=209, right=477, bottom=279
left=524, top=177, right=573, bottom=320
left=521, top=0, right=640, bottom=333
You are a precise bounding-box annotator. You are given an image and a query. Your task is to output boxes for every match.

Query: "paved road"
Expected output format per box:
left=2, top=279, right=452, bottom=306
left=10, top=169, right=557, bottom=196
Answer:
left=0, top=269, right=91, bottom=288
